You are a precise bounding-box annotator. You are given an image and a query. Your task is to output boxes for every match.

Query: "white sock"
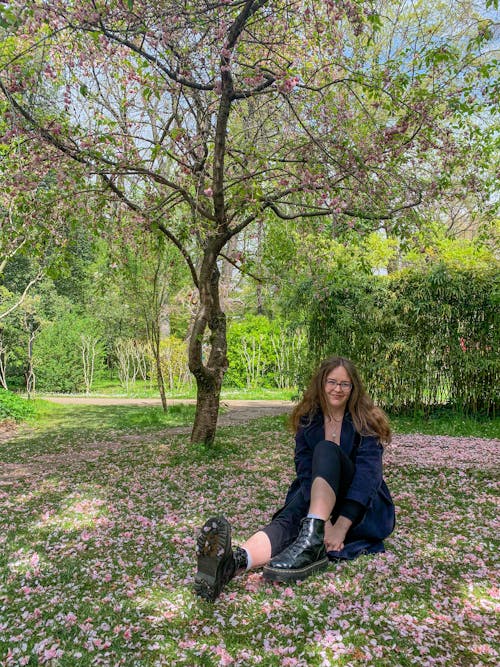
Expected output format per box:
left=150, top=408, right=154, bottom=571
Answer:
left=306, top=513, right=324, bottom=520
left=243, top=547, right=252, bottom=570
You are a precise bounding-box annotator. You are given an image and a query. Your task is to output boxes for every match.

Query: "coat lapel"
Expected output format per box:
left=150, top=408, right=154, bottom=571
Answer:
left=339, top=414, right=356, bottom=458
left=303, top=410, right=357, bottom=458
left=303, top=412, right=324, bottom=447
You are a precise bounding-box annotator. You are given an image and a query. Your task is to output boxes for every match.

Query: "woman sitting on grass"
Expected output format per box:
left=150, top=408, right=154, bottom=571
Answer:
left=194, top=356, right=395, bottom=602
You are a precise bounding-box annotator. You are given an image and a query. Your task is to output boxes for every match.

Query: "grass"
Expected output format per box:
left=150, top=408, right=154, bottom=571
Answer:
left=28, top=399, right=198, bottom=434
left=389, top=407, right=499, bottom=439
left=36, top=379, right=296, bottom=402
left=0, top=406, right=498, bottom=665
left=18, top=396, right=500, bottom=442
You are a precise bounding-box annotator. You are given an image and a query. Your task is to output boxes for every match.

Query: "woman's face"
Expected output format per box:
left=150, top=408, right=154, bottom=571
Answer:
left=324, top=366, right=353, bottom=413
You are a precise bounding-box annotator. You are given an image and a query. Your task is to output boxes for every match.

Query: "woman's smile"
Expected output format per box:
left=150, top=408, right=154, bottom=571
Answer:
left=324, top=366, right=352, bottom=413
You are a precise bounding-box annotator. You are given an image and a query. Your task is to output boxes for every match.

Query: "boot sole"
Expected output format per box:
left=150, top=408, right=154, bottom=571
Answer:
left=263, top=556, right=329, bottom=582
left=194, top=516, right=231, bottom=602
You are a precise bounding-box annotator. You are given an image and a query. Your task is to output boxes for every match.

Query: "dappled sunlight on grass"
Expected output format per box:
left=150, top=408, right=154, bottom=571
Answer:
left=27, top=400, right=197, bottom=435
left=35, top=493, right=109, bottom=532
left=7, top=548, right=48, bottom=577
left=461, top=581, right=500, bottom=613
left=0, top=411, right=498, bottom=665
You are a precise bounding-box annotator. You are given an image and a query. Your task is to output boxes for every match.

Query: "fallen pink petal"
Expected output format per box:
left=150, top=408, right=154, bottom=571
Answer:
left=0, top=411, right=498, bottom=666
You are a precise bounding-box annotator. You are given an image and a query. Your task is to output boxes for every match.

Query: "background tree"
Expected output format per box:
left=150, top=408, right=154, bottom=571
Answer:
left=117, top=228, right=190, bottom=410
left=0, top=0, right=497, bottom=442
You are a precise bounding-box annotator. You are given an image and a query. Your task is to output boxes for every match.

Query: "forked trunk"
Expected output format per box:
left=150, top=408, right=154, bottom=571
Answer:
left=188, top=250, right=228, bottom=445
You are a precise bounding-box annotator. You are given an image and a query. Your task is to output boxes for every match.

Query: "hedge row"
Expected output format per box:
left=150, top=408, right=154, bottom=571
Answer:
left=307, top=263, right=498, bottom=416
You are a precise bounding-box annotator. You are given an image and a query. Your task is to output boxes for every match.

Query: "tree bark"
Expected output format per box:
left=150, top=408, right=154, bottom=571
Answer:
left=188, top=243, right=228, bottom=444
left=191, top=375, right=224, bottom=445
left=151, top=324, right=168, bottom=413
left=155, top=350, right=168, bottom=413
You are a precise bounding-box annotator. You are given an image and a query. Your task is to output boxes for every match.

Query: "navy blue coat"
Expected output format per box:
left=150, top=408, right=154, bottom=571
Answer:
left=281, top=410, right=395, bottom=560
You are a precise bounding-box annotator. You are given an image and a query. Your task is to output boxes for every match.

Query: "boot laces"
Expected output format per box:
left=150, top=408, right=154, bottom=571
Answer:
left=281, top=523, right=319, bottom=558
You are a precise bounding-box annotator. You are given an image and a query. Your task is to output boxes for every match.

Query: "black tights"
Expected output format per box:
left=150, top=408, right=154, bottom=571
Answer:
left=262, top=440, right=356, bottom=557
left=311, top=440, right=355, bottom=498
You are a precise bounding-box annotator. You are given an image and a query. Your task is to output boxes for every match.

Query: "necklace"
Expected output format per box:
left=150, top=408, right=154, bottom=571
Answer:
left=325, top=414, right=343, bottom=441
left=329, top=414, right=342, bottom=423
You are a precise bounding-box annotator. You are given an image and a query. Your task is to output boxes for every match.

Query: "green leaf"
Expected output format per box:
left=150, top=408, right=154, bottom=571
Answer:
left=366, top=12, right=382, bottom=31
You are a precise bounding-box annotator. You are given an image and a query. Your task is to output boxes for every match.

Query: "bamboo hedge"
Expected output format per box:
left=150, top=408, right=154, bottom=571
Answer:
left=307, top=263, right=499, bottom=416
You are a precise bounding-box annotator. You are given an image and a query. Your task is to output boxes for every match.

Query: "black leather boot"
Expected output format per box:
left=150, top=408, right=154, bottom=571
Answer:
left=263, top=517, right=328, bottom=582
left=194, top=515, right=248, bottom=602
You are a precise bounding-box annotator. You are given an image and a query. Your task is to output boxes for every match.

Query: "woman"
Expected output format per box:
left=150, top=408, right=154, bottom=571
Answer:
left=194, top=356, right=395, bottom=602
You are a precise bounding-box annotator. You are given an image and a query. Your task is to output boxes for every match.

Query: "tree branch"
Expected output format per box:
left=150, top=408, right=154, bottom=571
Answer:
left=0, top=272, right=42, bottom=321
left=87, top=23, right=214, bottom=92
left=157, top=222, right=199, bottom=290
left=0, top=77, right=215, bottom=222
left=100, top=174, right=200, bottom=290
left=264, top=193, right=424, bottom=221
left=219, top=251, right=262, bottom=283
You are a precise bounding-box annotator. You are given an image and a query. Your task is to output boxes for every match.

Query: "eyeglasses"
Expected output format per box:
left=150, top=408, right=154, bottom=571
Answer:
left=325, top=380, right=352, bottom=391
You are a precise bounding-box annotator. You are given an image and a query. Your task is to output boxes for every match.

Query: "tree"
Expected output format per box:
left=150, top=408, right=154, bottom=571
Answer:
left=0, top=92, right=93, bottom=322
left=118, top=230, right=190, bottom=411
left=0, top=0, right=497, bottom=443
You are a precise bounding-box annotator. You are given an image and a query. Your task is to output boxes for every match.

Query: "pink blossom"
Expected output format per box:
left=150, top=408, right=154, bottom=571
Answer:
left=64, top=612, right=77, bottom=626
left=213, top=645, right=234, bottom=665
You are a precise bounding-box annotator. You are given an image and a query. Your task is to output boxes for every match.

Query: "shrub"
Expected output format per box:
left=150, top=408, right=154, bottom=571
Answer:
left=33, top=313, right=105, bottom=393
left=157, top=336, right=192, bottom=391
left=0, top=389, right=34, bottom=422
left=226, top=314, right=304, bottom=388
left=305, top=262, right=499, bottom=416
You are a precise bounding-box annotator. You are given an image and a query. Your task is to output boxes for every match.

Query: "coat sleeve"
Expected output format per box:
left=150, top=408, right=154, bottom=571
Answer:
left=294, top=426, right=313, bottom=499
left=343, top=434, right=383, bottom=507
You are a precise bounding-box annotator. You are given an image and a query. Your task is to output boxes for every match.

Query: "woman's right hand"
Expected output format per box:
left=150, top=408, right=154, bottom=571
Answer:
left=324, top=517, right=351, bottom=552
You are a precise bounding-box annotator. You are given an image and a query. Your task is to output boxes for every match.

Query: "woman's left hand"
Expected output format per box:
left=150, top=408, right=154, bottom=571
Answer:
left=324, top=517, right=351, bottom=552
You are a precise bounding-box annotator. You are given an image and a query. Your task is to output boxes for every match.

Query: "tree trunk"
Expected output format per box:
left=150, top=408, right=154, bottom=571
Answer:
left=188, top=244, right=228, bottom=445
left=159, top=303, right=171, bottom=338
left=255, top=219, right=264, bottom=314
left=0, top=334, right=8, bottom=390
left=26, top=328, right=36, bottom=399
left=155, top=353, right=168, bottom=413
left=219, top=234, right=237, bottom=311
left=152, top=328, right=168, bottom=413
left=191, top=375, right=223, bottom=445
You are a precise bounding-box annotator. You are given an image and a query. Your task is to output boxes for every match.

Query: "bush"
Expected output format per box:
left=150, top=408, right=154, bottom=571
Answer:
left=0, top=389, right=34, bottom=422
left=226, top=314, right=304, bottom=388
left=157, top=336, right=192, bottom=391
left=305, top=262, right=499, bottom=416
left=33, top=313, right=104, bottom=393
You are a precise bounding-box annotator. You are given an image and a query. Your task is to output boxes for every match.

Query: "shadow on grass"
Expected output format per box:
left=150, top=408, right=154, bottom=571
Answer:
left=31, top=400, right=197, bottom=432
left=0, top=409, right=498, bottom=665
left=0, top=402, right=197, bottom=463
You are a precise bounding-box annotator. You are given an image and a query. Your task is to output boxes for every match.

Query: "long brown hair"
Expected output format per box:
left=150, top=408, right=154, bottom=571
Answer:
left=290, top=356, right=392, bottom=444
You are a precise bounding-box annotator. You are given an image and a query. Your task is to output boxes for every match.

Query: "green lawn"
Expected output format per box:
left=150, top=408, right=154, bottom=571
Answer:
left=38, top=379, right=297, bottom=402
left=0, top=406, right=498, bottom=665
left=28, top=399, right=198, bottom=435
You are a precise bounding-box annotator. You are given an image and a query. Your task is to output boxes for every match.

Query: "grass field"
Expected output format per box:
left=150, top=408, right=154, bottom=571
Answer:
left=38, top=380, right=297, bottom=402
left=0, top=405, right=498, bottom=665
